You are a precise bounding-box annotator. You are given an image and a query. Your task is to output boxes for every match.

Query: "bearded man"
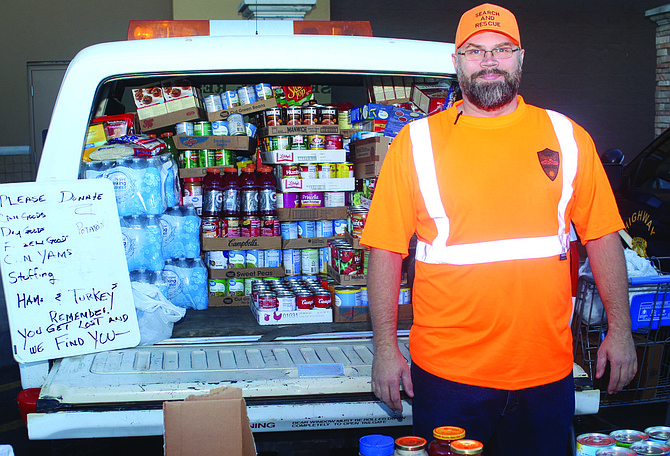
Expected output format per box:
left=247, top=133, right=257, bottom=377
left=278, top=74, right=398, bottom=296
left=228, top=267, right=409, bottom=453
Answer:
left=360, top=4, right=637, bottom=455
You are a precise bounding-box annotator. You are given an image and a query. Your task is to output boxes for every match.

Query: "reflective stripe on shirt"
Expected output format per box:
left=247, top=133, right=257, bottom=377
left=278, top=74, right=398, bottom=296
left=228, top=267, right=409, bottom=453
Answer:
left=411, top=110, right=577, bottom=265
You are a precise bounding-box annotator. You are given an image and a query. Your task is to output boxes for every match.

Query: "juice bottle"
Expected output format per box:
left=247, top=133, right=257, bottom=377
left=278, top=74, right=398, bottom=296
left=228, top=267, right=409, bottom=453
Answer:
left=201, top=167, right=224, bottom=218
left=239, top=166, right=258, bottom=217
left=427, top=427, right=466, bottom=456
left=257, top=165, right=277, bottom=216
left=221, top=167, right=241, bottom=218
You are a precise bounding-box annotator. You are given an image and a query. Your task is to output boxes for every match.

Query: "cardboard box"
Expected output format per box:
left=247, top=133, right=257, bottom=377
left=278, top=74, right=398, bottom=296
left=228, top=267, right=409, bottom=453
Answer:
left=332, top=303, right=412, bottom=323
left=278, top=206, right=348, bottom=221
left=207, top=98, right=278, bottom=121
left=138, top=97, right=206, bottom=132
left=349, top=103, right=425, bottom=124
left=353, top=119, right=387, bottom=132
left=208, top=295, right=251, bottom=307
left=260, top=149, right=346, bottom=164
left=209, top=267, right=285, bottom=280
left=345, top=231, right=368, bottom=250
left=410, top=81, right=452, bottom=115
left=328, top=264, right=366, bottom=286
left=351, top=136, right=392, bottom=179
left=282, top=237, right=340, bottom=249
left=201, top=236, right=283, bottom=251
left=163, top=386, right=256, bottom=456
left=278, top=177, right=355, bottom=192
left=174, top=134, right=253, bottom=151
left=260, top=124, right=341, bottom=137
left=250, top=300, right=333, bottom=325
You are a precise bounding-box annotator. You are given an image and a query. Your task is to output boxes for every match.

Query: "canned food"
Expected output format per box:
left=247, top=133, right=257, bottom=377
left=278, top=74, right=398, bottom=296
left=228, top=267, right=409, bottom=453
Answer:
left=211, top=121, right=229, bottom=136
left=334, top=286, right=361, bottom=307
left=204, top=94, right=223, bottom=113
left=333, top=219, right=348, bottom=236
left=246, top=249, right=261, bottom=268
left=193, top=121, right=212, bottom=136
left=237, top=86, right=256, bottom=105
left=260, top=216, right=280, bottom=237
left=290, top=134, right=307, bottom=150
left=264, top=107, right=284, bottom=126
left=324, top=191, right=346, bottom=207
left=227, top=278, right=245, bottom=296
left=286, top=106, right=302, bottom=125
left=399, top=285, right=411, bottom=305
left=629, top=440, right=670, bottom=455
left=300, top=164, right=318, bottom=180
left=646, top=428, right=670, bottom=443
left=307, top=135, right=325, bottom=150
left=257, top=292, right=278, bottom=309
left=296, top=292, right=314, bottom=310
left=199, top=149, right=216, bottom=168
left=228, top=250, right=246, bottom=269
left=321, top=106, right=338, bottom=125
left=221, top=90, right=240, bottom=108
left=255, top=83, right=273, bottom=101
left=279, top=164, right=301, bottom=178
left=205, top=251, right=228, bottom=269
left=241, top=216, right=261, bottom=237
left=301, top=249, right=319, bottom=274
left=577, top=434, right=617, bottom=456
left=315, top=220, right=334, bottom=237
left=325, top=135, right=343, bottom=150
left=245, top=123, right=258, bottom=138
left=300, top=191, right=323, bottom=208
left=318, top=163, right=332, bottom=179
left=282, top=249, right=301, bottom=276
left=227, top=113, right=246, bottom=136
left=277, top=192, right=300, bottom=209
left=610, top=430, right=649, bottom=448
left=208, top=279, right=227, bottom=297
left=271, top=136, right=290, bottom=151
left=277, top=291, right=296, bottom=311
left=314, top=291, right=332, bottom=309
left=201, top=217, right=219, bottom=238
left=302, top=106, right=319, bottom=125
left=221, top=217, right=241, bottom=238
left=297, top=220, right=316, bottom=238
left=175, top=121, right=194, bottom=135
left=182, top=150, right=199, bottom=168
left=264, top=249, right=282, bottom=267
left=280, top=221, right=299, bottom=240
left=350, top=209, right=368, bottom=238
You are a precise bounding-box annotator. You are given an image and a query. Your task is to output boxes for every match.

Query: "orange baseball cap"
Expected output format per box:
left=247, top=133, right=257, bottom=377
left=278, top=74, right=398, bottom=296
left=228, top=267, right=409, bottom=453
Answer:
left=455, top=3, right=520, bottom=49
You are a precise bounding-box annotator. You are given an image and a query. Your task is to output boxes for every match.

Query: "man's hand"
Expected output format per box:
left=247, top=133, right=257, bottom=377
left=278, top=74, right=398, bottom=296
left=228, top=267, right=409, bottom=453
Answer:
left=597, top=329, right=637, bottom=394
left=371, top=346, right=413, bottom=412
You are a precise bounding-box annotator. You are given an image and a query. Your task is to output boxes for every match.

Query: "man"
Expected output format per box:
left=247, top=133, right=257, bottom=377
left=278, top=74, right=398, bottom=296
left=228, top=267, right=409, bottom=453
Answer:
left=359, top=4, right=638, bottom=455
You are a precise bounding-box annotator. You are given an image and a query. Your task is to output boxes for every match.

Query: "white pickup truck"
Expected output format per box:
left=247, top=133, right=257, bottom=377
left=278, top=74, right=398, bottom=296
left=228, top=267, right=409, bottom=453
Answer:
left=18, top=28, right=597, bottom=446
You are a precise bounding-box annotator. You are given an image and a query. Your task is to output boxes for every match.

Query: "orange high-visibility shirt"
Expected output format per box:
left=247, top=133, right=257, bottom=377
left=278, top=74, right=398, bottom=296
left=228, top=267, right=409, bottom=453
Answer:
left=360, top=96, right=624, bottom=389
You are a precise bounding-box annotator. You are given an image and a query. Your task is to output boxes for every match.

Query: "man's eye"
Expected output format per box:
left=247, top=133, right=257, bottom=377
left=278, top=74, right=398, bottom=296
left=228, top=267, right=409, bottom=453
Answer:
left=468, top=50, right=482, bottom=55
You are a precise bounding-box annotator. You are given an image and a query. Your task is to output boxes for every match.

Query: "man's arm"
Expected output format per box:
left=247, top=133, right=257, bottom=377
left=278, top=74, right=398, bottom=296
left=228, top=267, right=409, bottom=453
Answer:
left=584, top=232, right=638, bottom=394
left=367, top=247, right=413, bottom=412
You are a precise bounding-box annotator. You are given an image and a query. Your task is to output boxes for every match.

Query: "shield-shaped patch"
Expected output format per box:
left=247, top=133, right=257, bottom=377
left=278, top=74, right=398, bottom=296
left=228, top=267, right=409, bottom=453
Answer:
left=537, top=149, right=560, bottom=181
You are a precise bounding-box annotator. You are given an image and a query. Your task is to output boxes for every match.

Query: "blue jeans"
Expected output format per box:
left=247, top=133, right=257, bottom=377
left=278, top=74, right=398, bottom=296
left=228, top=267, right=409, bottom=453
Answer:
left=411, top=363, right=575, bottom=456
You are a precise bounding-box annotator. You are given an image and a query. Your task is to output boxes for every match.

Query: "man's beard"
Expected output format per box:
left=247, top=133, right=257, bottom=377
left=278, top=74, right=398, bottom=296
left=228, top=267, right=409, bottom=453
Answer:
left=457, top=63, right=522, bottom=111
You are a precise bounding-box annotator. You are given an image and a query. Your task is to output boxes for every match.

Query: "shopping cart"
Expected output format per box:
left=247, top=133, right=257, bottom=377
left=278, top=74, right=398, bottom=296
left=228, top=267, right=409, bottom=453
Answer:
left=572, top=274, right=670, bottom=407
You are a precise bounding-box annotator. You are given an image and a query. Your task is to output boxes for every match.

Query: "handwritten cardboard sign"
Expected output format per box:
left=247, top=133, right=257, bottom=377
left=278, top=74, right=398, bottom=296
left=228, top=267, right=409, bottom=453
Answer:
left=0, top=179, right=139, bottom=363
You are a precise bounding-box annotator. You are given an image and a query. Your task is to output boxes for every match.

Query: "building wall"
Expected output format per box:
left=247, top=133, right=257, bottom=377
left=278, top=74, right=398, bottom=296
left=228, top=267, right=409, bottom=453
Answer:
left=0, top=0, right=662, bottom=183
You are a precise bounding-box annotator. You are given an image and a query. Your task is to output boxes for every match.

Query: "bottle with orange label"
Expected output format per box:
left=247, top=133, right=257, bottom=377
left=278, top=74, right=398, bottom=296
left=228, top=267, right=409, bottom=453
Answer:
left=428, top=426, right=466, bottom=456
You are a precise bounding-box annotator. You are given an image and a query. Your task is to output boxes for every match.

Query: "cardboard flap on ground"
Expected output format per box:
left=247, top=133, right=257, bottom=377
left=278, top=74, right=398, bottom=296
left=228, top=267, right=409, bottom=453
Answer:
left=163, top=386, right=256, bottom=456
left=260, top=124, right=341, bottom=137
left=207, top=98, right=278, bottom=121
left=174, top=134, right=253, bottom=151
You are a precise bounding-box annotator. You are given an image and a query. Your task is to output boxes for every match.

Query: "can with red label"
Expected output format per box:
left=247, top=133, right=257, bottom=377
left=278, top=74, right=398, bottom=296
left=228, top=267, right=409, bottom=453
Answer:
left=296, top=291, right=314, bottom=310
left=279, top=164, right=301, bottom=178
left=258, top=292, right=278, bottom=310
left=221, top=217, right=241, bottom=238
left=307, top=135, right=325, bottom=150
left=318, top=164, right=333, bottom=179
left=320, top=106, right=338, bottom=125
left=264, top=107, right=283, bottom=126
left=314, top=291, right=332, bottom=309
left=260, top=216, right=280, bottom=237
left=302, top=106, right=319, bottom=125
left=201, top=217, right=219, bottom=238
left=241, top=216, right=261, bottom=237
left=325, top=135, right=343, bottom=150
left=349, top=209, right=368, bottom=238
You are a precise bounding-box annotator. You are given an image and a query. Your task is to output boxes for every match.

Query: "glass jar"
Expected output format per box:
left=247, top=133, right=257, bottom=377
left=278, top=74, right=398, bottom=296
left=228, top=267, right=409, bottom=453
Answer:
left=428, top=426, right=466, bottom=456
left=450, top=440, right=483, bottom=456
left=394, top=436, right=428, bottom=456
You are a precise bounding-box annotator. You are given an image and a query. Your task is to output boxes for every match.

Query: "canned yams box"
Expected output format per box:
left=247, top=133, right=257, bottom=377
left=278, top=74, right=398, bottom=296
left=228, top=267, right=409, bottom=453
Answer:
left=163, top=386, right=256, bottom=456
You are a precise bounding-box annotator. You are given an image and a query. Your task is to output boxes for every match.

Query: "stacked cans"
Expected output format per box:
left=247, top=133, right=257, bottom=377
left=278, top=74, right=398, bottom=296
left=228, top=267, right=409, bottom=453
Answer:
left=251, top=276, right=332, bottom=311
left=329, top=239, right=367, bottom=275
left=280, top=220, right=347, bottom=240
left=275, top=163, right=353, bottom=180
left=262, top=134, right=343, bottom=151
left=175, top=120, right=257, bottom=139
left=203, top=83, right=273, bottom=114
left=205, top=249, right=282, bottom=270
left=277, top=191, right=349, bottom=209
left=282, top=247, right=330, bottom=276
left=202, top=215, right=281, bottom=239
left=348, top=205, right=369, bottom=238
left=259, top=104, right=339, bottom=127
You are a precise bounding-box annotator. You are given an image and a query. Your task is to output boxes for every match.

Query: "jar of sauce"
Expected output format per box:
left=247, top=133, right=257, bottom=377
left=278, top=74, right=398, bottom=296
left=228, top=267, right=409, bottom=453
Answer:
left=394, top=436, right=428, bottom=456
left=428, top=426, right=466, bottom=456
left=450, top=440, right=483, bottom=456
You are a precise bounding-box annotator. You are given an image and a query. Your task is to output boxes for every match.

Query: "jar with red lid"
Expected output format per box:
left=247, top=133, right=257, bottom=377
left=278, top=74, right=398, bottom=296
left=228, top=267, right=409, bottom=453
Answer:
left=428, top=426, right=466, bottom=456
left=394, top=436, right=428, bottom=456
